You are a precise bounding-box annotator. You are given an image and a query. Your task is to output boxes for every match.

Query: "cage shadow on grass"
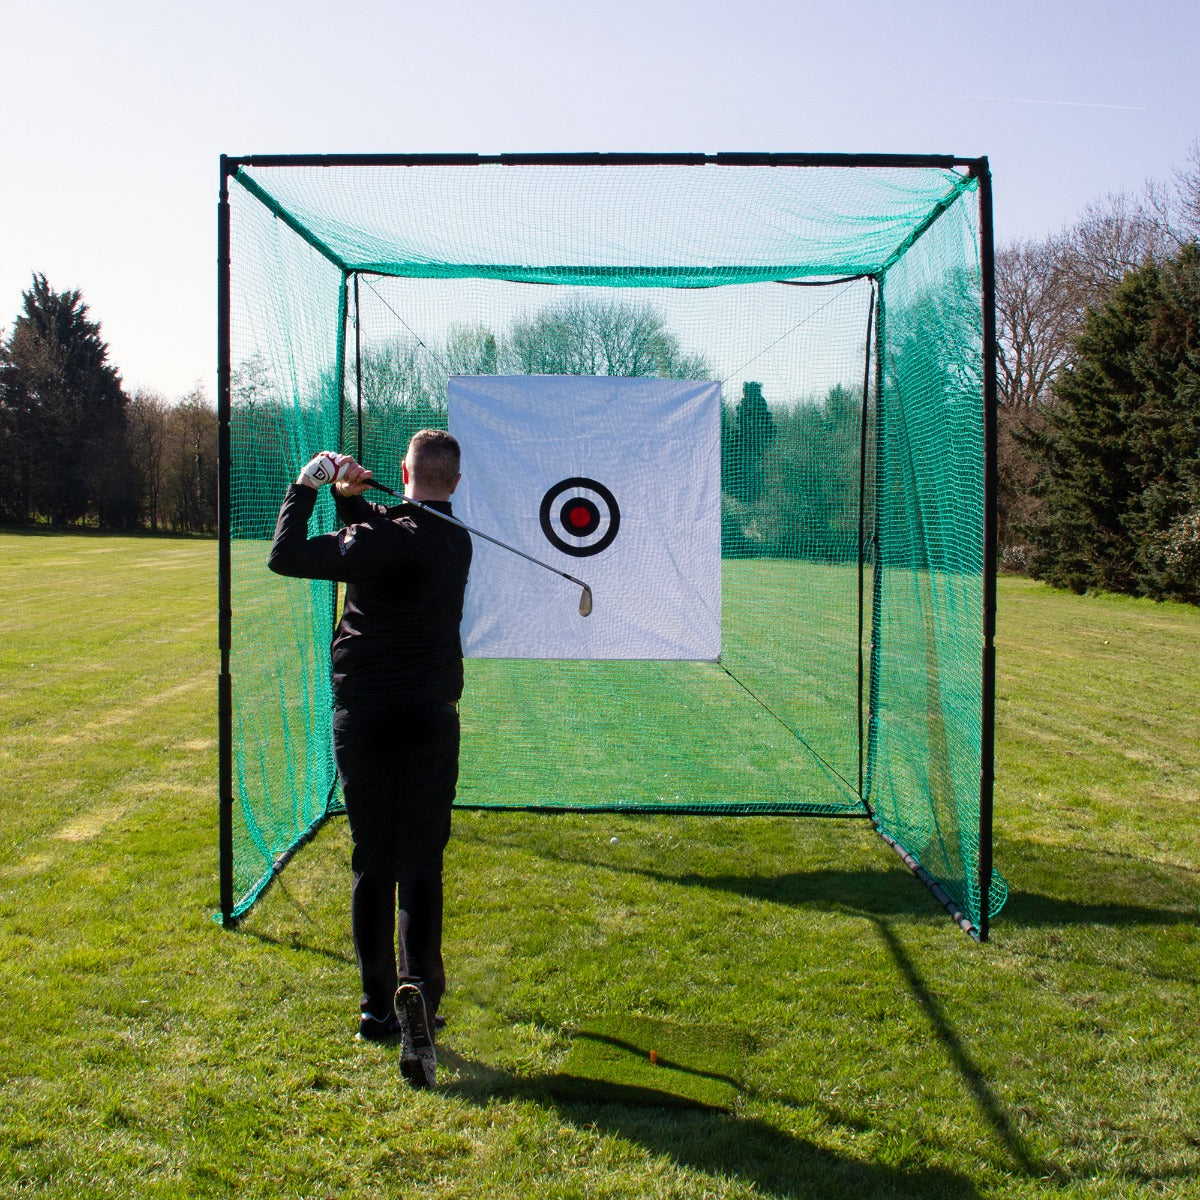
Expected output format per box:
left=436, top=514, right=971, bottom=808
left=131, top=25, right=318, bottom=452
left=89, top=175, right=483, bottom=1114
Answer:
left=867, top=915, right=1052, bottom=1182
left=240, top=926, right=355, bottom=966
left=436, top=1047, right=983, bottom=1200
left=233, top=853, right=357, bottom=966
left=527, top=854, right=1054, bottom=1177
left=611, top=854, right=1200, bottom=930
left=588, top=851, right=1197, bottom=1187
left=868, top=914, right=1198, bottom=1191
left=988, top=840, right=1200, bottom=929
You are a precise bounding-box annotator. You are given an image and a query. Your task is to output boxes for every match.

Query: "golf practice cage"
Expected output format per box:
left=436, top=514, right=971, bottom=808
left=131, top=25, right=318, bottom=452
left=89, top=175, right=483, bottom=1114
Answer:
left=218, top=152, right=1006, bottom=939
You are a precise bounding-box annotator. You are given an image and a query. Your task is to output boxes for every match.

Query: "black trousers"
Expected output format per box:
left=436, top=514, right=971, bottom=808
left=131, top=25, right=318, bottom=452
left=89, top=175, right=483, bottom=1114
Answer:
left=332, top=701, right=459, bottom=1020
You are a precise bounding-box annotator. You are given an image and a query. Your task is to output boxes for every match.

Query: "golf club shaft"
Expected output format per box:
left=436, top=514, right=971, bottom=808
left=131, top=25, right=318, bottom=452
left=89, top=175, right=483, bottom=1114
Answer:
left=364, top=480, right=592, bottom=594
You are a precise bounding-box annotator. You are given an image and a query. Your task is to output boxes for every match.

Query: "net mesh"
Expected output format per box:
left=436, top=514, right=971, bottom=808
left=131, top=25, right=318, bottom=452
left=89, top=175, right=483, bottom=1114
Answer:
left=223, top=159, right=1005, bottom=928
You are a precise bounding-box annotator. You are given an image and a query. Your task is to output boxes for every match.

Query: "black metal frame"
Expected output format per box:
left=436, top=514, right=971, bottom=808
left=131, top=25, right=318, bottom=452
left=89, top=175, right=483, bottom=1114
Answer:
left=217, top=152, right=998, bottom=938
left=976, top=159, right=999, bottom=942
left=856, top=281, right=878, bottom=812
left=217, top=157, right=233, bottom=924
left=224, top=152, right=979, bottom=170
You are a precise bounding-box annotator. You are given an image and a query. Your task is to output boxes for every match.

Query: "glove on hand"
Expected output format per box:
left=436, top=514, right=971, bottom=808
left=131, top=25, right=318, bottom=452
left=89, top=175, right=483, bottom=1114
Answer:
left=298, top=452, right=349, bottom=488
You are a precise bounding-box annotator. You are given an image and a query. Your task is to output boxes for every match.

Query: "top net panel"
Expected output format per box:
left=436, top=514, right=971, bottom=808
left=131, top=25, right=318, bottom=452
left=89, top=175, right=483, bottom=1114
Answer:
left=233, top=158, right=977, bottom=283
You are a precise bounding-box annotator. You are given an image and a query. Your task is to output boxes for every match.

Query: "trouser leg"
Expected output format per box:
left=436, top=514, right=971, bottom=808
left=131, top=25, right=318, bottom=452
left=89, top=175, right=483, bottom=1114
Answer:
left=335, top=705, right=399, bottom=1018
left=395, top=708, right=457, bottom=1019
left=397, top=865, right=446, bottom=1017
left=351, top=871, right=397, bottom=1017
left=334, top=703, right=458, bottom=1022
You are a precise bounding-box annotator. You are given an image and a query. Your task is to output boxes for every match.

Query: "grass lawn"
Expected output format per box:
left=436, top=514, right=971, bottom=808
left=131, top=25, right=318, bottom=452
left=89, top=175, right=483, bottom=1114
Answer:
left=0, top=534, right=1197, bottom=1198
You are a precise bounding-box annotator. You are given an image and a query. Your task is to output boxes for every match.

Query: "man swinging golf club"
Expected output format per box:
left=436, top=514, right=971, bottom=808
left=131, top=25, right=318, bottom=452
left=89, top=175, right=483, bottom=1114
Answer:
left=268, top=429, right=471, bottom=1089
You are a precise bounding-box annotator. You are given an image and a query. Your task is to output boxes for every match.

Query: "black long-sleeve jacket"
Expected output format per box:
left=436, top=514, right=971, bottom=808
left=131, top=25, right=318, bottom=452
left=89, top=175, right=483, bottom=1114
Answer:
left=268, top=484, right=472, bottom=707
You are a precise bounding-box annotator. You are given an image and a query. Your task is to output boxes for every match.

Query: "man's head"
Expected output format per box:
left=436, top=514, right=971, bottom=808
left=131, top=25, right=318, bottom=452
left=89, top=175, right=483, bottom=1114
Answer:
left=403, top=429, right=461, bottom=500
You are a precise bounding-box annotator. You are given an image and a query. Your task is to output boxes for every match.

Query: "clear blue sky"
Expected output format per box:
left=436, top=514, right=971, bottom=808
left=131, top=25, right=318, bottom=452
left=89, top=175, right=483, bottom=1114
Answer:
left=2, top=0, right=1196, bottom=399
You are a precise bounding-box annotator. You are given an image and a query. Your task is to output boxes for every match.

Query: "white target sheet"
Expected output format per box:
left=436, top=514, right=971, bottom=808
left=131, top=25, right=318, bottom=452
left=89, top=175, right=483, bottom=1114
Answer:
left=448, top=375, right=721, bottom=660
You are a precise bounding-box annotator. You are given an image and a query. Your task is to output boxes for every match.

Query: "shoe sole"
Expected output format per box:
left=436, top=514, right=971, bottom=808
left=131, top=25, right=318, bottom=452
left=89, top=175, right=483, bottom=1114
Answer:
left=395, top=984, right=437, bottom=1089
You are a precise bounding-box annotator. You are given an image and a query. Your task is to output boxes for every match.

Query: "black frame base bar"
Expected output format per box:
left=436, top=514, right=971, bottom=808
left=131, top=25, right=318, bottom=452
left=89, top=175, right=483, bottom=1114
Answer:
left=877, top=829, right=980, bottom=940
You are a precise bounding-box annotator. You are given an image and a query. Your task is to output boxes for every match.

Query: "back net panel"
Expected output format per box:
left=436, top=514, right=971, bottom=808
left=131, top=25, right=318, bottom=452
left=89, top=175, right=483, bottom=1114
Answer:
left=222, top=159, right=1004, bottom=929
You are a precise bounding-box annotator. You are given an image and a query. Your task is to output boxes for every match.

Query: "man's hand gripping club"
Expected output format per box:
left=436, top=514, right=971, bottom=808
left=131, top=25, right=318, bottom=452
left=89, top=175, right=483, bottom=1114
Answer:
left=297, top=452, right=374, bottom=495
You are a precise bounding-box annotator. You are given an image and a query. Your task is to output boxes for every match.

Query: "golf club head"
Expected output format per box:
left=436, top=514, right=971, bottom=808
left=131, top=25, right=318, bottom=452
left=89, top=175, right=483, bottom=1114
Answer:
left=579, top=584, right=593, bottom=618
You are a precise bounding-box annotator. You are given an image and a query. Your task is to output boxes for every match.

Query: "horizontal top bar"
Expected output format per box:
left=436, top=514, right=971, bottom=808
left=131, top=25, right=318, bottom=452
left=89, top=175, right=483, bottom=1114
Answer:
left=222, top=151, right=986, bottom=173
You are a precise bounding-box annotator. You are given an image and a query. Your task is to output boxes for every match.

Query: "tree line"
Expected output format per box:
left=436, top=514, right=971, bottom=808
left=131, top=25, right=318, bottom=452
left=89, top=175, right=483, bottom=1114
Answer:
left=4, top=142, right=1198, bottom=603
left=996, top=142, right=1200, bottom=602
left=228, top=301, right=862, bottom=559
left=0, top=276, right=217, bottom=532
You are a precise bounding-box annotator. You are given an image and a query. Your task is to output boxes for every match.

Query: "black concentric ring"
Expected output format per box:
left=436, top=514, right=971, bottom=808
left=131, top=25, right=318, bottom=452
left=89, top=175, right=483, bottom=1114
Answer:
left=539, top=477, right=620, bottom=557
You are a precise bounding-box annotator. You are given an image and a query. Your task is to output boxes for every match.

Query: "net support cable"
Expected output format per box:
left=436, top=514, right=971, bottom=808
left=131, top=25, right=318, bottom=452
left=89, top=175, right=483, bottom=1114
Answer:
left=717, top=665, right=865, bottom=808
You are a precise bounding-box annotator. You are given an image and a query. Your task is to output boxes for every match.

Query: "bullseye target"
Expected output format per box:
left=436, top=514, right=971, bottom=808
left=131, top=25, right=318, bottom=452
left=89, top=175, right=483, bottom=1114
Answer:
left=539, top=477, right=620, bottom=557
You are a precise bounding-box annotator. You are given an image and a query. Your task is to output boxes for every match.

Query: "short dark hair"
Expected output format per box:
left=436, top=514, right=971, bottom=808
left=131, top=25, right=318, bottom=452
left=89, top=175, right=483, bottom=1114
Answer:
left=406, top=429, right=461, bottom=494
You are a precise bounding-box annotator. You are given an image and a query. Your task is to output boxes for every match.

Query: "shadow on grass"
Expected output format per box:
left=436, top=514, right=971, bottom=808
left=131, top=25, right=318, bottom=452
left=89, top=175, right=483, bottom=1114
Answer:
left=459, top=818, right=1199, bottom=930
left=236, top=873, right=355, bottom=965
left=513, top=847, right=1199, bottom=1187
left=867, top=916, right=1052, bottom=1182
left=240, top=927, right=355, bottom=965
left=611, top=859, right=1200, bottom=930
left=437, top=1047, right=984, bottom=1200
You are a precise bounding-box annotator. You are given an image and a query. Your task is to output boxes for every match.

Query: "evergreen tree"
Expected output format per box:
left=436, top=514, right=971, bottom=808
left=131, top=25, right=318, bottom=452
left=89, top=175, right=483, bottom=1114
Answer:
left=0, top=275, right=134, bottom=525
left=1127, top=243, right=1200, bottom=599
left=1028, top=245, right=1200, bottom=600
left=725, top=381, right=775, bottom=505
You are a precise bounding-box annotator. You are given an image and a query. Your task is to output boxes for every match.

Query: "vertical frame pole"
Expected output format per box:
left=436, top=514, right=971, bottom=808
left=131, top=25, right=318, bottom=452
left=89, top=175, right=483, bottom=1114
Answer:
left=865, top=281, right=886, bottom=808
left=217, top=157, right=235, bottom=926
left=336, top=273, right=349, bottom=454
left=354, top=273, right=364, bottom=459
left=857, top=281, right=878, bottom=812
left=975, top=158, right=998, bottom=943
left=323, top=272, right=351, bottom=817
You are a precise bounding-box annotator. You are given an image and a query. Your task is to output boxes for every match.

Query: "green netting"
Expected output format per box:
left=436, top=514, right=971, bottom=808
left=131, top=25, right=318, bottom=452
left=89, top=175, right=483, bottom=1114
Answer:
left=220, top=157, right=1004, bottom=932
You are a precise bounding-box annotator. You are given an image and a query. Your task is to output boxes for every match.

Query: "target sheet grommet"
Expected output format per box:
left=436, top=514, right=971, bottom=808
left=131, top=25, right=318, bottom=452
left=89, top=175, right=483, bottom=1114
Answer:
left=539, top=477, right=621, bottom=557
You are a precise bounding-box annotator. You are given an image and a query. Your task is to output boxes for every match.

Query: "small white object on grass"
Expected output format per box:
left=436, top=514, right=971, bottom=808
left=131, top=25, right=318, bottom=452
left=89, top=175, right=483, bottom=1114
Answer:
left=610, top=836, right=619, bottom=845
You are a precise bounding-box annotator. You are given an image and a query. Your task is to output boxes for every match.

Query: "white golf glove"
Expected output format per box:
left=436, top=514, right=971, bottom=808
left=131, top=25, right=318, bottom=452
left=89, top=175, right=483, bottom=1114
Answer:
left=298, top=452, right=350, bottom=489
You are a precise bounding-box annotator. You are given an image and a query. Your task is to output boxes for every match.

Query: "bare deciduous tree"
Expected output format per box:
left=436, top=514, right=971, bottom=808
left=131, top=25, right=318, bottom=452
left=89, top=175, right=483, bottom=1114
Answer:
left=507, top=297, right=708, bottom=379
left=1058, top=190, right=1167, bottom=317
left=1170, top=140, right=1200, bottom=241
left=163, top=387, right=217, bottom=532
left=127, top=388, right=169, bottom=531
left=996, top=236, right=1076, bottom=410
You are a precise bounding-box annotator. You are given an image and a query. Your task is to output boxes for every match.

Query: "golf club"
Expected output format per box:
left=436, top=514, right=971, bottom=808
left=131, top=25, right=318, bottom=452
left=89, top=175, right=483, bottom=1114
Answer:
left=364, top=479, right=594, bottom=617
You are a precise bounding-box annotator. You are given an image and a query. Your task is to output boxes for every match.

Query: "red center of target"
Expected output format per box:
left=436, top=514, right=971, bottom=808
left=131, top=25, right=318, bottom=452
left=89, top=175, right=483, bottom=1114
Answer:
left=567, top=504, right=591, bottom=529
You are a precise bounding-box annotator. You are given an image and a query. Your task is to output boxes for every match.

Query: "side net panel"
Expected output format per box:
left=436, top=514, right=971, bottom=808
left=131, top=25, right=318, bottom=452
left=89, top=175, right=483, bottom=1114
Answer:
left=223, top=161, right=1004, bottom=929
left=226, top=185, right=343, bottom=915
left=867, top=185, right=1007, bottom=923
